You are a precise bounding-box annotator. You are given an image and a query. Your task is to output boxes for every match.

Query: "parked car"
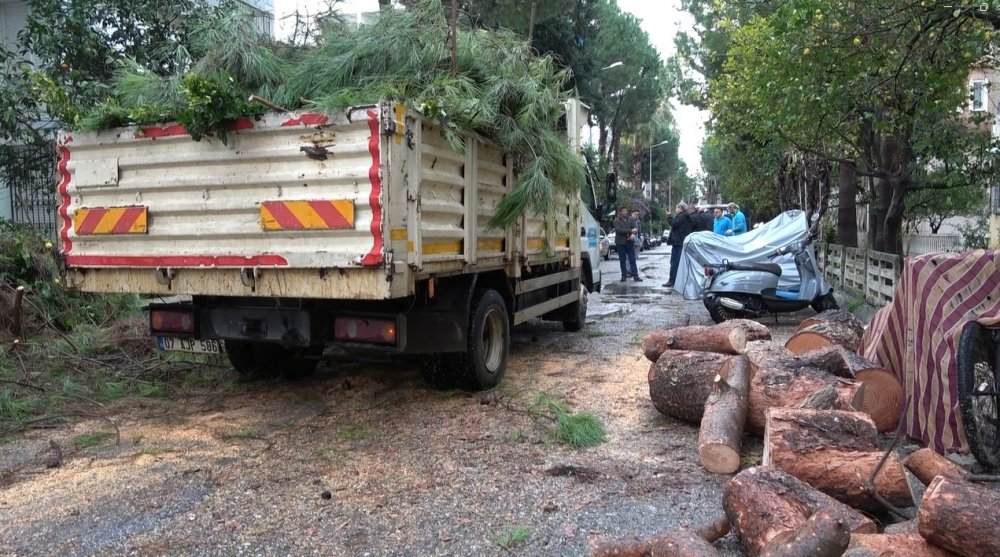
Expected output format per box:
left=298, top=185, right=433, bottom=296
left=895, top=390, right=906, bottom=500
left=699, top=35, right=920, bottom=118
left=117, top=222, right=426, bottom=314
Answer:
left=598, top=228, right=610, bottom=260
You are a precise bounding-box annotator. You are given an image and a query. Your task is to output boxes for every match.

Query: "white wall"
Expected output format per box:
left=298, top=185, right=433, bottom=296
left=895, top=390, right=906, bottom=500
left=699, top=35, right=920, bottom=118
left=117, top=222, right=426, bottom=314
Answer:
left=0, top=0, right=29, bottom=52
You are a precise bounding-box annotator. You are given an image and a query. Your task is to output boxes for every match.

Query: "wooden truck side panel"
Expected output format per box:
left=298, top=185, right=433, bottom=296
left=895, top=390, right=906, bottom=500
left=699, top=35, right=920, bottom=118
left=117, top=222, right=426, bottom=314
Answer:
left=58, top=102, right=577, bottom=301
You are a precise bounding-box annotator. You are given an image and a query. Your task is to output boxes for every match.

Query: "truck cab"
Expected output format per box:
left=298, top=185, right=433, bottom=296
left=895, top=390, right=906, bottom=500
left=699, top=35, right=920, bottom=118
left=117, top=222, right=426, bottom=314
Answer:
left=580, top=205, right=603, bottom=293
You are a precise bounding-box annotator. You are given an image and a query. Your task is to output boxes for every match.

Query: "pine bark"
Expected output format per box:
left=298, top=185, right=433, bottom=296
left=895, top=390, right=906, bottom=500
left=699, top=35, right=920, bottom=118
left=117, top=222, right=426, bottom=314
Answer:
left=917, top=475, right=1000, bottom=557
left=745, top=358, right=865, bottom=434
left=648, top=351, right=733, bottom=424
left=723, top=466, right=876, bottom=557
left=699, top=356, right=751, bottom=474
left=848, top=533, right=959, bottom=557
left=641, top=323, right=748, bottom=362
left=786, top=321, right=863, bottom=354
left=903, top=448, right=965, bottom=486
left=762, top=408, right=914, bottom=511
left=757, top=507, right=851, bottom=557
left=591, top=517, right=730, bottom=557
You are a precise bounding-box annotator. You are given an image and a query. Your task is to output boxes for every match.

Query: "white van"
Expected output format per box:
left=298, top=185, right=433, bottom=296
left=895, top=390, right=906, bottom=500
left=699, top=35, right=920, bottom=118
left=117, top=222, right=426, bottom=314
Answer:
left=580, top=206, right=603, bottom=293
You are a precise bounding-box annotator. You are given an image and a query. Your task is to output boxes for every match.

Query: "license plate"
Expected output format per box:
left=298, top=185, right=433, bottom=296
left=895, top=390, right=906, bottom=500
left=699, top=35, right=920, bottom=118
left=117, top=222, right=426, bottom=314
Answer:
left=156, top=336, right=225, bottom=354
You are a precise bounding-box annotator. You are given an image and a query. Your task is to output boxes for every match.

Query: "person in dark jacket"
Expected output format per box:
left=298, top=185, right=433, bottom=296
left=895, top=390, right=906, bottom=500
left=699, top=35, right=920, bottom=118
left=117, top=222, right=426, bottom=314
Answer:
left=613, top=206, right=641, bottom=282
left=663, top=202, right=693, bottom=288
left=696, top=206, right=714, bottom=232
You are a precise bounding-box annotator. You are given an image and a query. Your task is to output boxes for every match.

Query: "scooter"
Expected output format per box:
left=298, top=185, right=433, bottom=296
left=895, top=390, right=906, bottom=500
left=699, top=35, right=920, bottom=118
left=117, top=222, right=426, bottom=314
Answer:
left=701, top=221, right=838, bottom=323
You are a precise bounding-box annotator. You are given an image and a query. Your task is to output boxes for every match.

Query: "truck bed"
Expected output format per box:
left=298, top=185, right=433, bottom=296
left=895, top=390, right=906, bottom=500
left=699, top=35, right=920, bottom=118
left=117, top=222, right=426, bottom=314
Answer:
left=57, top=102, right=577, bottom=300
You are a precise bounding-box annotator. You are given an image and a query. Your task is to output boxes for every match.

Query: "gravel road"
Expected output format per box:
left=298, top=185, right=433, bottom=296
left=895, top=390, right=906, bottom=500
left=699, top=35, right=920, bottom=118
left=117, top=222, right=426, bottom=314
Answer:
left=0, top=245, right=809, bottom=556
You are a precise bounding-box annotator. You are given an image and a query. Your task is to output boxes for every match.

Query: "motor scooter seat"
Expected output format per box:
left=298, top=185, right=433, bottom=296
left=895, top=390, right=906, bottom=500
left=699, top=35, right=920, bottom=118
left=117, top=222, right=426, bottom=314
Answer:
left=727, top=262, right=782, bottom=276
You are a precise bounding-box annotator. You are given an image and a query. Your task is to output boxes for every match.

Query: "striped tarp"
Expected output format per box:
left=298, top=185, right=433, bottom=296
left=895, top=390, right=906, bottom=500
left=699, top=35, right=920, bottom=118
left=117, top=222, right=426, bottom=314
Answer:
left=859, top=250, right=1000, bottom=454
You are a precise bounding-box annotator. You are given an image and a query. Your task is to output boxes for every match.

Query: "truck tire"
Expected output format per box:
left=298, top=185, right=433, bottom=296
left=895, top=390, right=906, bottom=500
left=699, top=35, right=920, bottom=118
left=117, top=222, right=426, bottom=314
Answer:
left=225, top=341, right=322, bottom=378
left=563, top=285, right=588, bottom=332
left=452, top=289, right=510, bottom=391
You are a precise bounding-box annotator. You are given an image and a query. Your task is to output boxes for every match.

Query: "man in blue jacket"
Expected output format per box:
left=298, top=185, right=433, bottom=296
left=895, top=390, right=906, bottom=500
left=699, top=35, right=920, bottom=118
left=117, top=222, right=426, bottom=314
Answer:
left=713, top=207, right=733, bottom=236
left=728, top=203, right=747, bottom=235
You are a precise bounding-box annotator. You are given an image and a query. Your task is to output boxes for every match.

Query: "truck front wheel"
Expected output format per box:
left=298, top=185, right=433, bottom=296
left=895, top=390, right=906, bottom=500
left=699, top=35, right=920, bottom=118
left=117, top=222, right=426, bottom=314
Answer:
left=453, top=289, right=510, bottom=391
left=225, top=341, right=322, bottom=378
left=562, top=285, right=588, bottom=332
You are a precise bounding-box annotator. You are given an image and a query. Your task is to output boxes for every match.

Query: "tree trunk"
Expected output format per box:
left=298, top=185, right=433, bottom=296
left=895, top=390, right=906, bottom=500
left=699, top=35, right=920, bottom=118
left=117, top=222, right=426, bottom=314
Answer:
left=746, top=358, right=865, bottom=434
left=591, top=517, right=730, bottom=557
left=648, top=351, right=733, bottom=424
left=903, top=448, right=966, bottom=486
left=874, top=176, right=891, bottom=252
left=785, top=321, right=863, bottom=354
left=699, top=356, right=751, bottom=474
left=723, top=466, right=876, bottom=557
left=917, top=475, right=1000, bottom=557
left=641, top=323, right=750, bottom=362
left=837, top=162, right=859, bottom=247
left=762, top=408, right=914, bottom=511
left=848, top=533, right=959, bottom=557
left=758, top=507, right=851, bottom=557
left=840, top=351, right=903, bottom=432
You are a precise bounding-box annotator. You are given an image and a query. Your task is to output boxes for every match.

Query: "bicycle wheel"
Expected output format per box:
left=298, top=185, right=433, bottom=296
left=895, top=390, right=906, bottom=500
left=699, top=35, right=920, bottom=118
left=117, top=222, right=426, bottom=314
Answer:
left=957, top=322, right=1000, bottom=470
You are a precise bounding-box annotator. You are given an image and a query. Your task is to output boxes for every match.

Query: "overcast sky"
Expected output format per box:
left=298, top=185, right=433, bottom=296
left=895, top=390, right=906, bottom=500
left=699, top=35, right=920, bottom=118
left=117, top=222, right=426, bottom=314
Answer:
left=273, top=0, right=708, bottom=176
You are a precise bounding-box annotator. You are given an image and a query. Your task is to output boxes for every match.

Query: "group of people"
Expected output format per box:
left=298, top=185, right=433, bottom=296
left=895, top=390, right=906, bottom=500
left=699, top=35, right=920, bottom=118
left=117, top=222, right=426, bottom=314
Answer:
left=613, top=202, right=748, bottom=286
left=663, top=202, right=747, bottom=289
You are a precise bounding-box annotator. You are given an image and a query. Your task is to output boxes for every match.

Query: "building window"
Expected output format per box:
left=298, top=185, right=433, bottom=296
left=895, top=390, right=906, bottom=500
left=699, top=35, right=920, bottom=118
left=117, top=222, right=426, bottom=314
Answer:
left=971, top=79, right=989, bottom=112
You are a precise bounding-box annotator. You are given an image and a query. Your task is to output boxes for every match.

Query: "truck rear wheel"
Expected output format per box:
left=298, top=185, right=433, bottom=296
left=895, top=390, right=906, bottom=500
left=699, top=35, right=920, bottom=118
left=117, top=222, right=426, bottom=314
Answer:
left=452, top=289, right=509, bottom=391
left=225, top=341, right=322, bottom=378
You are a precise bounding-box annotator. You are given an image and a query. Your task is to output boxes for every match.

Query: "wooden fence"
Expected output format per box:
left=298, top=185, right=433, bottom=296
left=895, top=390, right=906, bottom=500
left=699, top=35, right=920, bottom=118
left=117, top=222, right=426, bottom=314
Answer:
left=817, top=243, right=901, bottom=307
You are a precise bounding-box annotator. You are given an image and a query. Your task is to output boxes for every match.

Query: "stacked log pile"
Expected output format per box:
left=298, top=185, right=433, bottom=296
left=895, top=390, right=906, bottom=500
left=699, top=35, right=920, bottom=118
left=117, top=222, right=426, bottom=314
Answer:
left=594, top=311, right=999, bottom=557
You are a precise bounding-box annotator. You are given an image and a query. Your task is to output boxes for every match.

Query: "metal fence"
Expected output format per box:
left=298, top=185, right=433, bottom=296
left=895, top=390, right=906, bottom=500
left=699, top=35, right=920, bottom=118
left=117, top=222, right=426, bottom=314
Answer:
left=0, top=142, right=58, bottom=239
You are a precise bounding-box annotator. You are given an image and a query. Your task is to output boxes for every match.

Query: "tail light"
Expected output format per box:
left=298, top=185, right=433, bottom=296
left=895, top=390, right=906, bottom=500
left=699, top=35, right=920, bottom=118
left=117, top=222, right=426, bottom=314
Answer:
left=334, top=317, right=397, bottom=345
left=703, top=266, right=715, bottom=277
left=150, top=309, right=196, bottom=334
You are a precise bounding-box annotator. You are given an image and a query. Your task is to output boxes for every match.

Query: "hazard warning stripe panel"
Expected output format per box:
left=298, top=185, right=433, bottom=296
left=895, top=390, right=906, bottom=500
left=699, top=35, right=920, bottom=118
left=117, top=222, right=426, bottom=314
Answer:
left=74, top=206, right=148, bottom=235
left=260, top=200, right=356, bottom=231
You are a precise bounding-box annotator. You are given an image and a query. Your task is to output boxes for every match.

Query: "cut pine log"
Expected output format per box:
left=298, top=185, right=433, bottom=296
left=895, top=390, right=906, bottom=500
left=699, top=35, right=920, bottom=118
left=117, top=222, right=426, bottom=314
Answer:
left=723, top=466, right=876, bottom=557
left=762, top=408, right=914, bottom=511
left=882, top=518, right=918, bottom=534
left=786, top=320, right=863, bottom=355
left=745, top=357, right=865, bottom=434
left=848, top=533, right=959, bottom=557
left=648, top=351, right=732, bottom=424
left=758, top=507, right=851, bottom=557
left=840, top=350, right=903, bottom=432
left=797, top=309, right=866, bottom=337
left=699, top=356, right=751, bottom=474
left=917, top=475, right=1000, bottom=557
left=903, top=448, right=965, bottom=486
left=745, top=341, right=792, bottom=376
left=725, top=319, right=772, bottom=342
left=590, top=517, right=730, bottom=557
left=641, top=323, right=749, bottom=362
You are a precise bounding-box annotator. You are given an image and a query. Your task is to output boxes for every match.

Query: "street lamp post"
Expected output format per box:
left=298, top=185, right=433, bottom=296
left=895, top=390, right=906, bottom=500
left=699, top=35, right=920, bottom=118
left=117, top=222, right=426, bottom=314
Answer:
left=649, top=139, right=671, bottom=201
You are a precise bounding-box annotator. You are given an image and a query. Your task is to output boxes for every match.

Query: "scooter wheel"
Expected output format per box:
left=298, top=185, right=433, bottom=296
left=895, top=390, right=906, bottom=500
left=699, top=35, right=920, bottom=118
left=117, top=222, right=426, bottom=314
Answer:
left=810, top=291, right=839, bottom=313
left=704, top=295, right=738, bottom=324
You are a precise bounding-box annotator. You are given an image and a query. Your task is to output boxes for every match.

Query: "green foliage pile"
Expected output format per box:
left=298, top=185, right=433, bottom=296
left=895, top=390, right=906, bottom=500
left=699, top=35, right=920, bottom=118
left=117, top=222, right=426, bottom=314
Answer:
left=0, top=220, right=138, bottom=335
left=77, top=0, right=583, bottom=225
left=528, top=391, right=607, bottom=448
left=0, top=221, right=236, bottom=434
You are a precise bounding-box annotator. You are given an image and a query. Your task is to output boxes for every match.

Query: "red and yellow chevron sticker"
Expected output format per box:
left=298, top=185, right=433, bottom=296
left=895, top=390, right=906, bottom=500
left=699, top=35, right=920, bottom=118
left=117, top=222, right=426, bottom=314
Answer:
left=260, top=199, right=355, bottom=231
left=73, top=206, right=148, bottom=235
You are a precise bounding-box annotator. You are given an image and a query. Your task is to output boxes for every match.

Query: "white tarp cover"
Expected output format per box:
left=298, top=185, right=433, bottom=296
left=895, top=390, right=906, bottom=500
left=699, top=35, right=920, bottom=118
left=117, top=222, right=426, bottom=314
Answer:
left=675, top=210, right=809, bottom=300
